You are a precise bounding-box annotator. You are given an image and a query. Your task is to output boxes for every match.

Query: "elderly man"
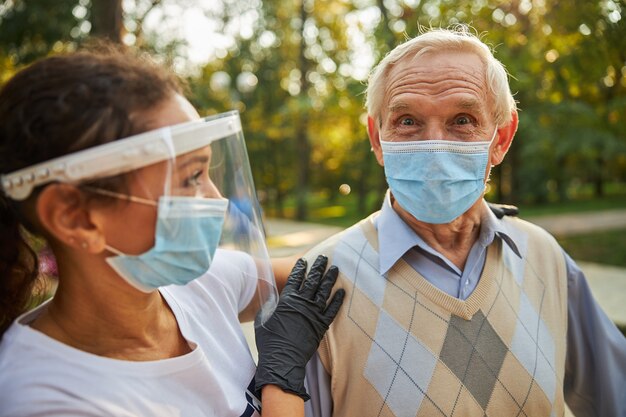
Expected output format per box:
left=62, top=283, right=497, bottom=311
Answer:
left=303, top=28, right=626, bottom=417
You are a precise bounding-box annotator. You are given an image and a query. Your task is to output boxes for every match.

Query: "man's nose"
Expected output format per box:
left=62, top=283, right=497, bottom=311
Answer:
left=421, top=124, right=447, bottom=140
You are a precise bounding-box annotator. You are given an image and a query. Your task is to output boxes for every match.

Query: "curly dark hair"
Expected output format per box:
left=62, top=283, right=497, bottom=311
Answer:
left=0, top=43, right=182, bottom=335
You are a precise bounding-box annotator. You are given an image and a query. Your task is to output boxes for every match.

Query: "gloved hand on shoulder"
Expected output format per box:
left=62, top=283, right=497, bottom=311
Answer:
left=254, top=255, right=345, bottom=401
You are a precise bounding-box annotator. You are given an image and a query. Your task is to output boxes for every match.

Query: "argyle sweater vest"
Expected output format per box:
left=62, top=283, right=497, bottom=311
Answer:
left=306, top=212, right=568, bottom=417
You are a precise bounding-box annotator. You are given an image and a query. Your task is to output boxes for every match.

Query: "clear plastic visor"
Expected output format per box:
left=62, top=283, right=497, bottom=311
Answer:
left=130, top=112, right=277, bottom=323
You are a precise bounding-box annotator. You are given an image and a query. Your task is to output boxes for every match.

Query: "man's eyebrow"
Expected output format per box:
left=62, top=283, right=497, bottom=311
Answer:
left=388, top=102, right=409, bottom=113
left=387, top=98, right=483, bottom=114
left=458, top=98, right=481, bottom=110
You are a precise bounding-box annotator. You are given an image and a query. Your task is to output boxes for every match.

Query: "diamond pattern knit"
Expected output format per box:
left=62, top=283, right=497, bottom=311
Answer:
left=307, top=213, right=568, bottom=417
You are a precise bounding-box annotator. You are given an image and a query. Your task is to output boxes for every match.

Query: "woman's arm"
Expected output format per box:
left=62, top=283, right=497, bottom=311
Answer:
left=239, top=253, right=304, bottom=322
left=256, top=255, right=344, bottom=416
left=260, top=386, right=304, bottom=417
left=271, top=254, right=304, bottom=292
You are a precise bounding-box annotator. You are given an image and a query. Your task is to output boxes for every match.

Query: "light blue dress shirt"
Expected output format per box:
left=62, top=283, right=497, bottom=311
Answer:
left=377, top=194, right=517, bottom=300
left=305, top=194, right=626, bottom=417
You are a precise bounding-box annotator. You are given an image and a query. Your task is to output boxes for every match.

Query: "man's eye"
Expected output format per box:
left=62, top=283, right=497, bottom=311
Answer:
left=400, top=117, right=415, bottom=126
left=455, top=115, right=472, bottom=125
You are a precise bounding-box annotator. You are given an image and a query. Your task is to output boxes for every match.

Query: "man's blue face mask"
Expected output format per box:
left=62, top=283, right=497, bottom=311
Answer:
left=104, top=195, right=228, bottom=292
left=381, top=129, right=497, bottom=224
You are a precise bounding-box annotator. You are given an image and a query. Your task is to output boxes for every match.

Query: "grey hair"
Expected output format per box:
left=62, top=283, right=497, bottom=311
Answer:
left=365, top=26, right=516, bottom=127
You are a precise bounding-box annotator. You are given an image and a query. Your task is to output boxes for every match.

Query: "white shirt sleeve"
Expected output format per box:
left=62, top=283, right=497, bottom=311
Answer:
left=197, top=248, right=259, bottom=313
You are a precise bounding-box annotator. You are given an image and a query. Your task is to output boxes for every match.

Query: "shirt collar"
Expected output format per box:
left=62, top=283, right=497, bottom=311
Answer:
left=375, top=192, right=521, bottom=275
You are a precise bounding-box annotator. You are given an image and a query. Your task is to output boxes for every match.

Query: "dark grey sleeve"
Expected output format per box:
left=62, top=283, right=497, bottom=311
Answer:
left=304, top=352, right=333, bottom=417
left=563, top=250, right=626, bottom=417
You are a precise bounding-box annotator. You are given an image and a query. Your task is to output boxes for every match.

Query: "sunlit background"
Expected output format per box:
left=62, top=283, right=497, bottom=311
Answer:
left=1, top=0, right=625, bottom=265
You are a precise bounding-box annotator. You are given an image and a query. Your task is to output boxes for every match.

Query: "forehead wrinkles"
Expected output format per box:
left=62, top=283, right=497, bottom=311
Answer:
left=384, top=63, right=487, bottom=108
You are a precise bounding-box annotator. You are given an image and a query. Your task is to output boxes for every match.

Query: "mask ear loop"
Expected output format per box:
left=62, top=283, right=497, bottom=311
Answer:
left=487, top=126, right=499, bottom=169
left=78, top=186, right=158, bottom=258
left=482, top=126, right=500, bottom=194
left=81, top=186, right=158, bottom=206
left=489, top=127, right=499, bottom=144
left=104, top=244, right=127, bottom=257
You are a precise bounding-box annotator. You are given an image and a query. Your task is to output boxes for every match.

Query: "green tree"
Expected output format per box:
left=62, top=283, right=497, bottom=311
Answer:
left=2, top=0, right=624, bottom=217
left=0, top=0, right=179, bottom=65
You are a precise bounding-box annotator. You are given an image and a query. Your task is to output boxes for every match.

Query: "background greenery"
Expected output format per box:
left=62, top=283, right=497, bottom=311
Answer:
left=1, top=0, right=625, bottom=267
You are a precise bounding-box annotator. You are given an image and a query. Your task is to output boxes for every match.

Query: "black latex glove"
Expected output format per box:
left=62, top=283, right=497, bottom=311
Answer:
left=254, top=255, right=345, bottom=401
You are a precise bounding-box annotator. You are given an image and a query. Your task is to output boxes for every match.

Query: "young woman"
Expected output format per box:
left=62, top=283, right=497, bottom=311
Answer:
left=0, top=46, right=343, bottom=417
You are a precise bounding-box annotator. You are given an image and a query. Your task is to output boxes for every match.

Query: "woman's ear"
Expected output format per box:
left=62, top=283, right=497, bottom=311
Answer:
left=36, top=184, right=104, bottom=253
left=490, top=110, right=519, bottom=166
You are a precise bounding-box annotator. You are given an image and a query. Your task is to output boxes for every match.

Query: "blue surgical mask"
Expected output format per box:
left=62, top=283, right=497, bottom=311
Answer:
left=381, top=131, right=496, bottom=224
left=105, top=196, right=228, bottom=292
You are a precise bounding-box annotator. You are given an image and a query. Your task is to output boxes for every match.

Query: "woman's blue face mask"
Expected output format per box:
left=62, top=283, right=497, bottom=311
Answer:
left=381, top=129, right=497, bottom=224
left=103, top=194, right=229, bottom=292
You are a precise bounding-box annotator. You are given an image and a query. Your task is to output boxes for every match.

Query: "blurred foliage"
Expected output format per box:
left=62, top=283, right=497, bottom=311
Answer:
left=1, top=0, right=625, bottom=220
left=0, top=0, right=83, bottom=63
left=558, top=228, right=626, bottom=267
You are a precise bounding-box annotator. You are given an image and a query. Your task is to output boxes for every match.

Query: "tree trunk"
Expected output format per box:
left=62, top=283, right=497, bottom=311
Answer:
left=593, top=155, right=605, bottom=198
left=555, top=158, right=568, bottom=202
left=90, top=0, right=124, bottom=43
left=295, top=0, right=311, bottom=221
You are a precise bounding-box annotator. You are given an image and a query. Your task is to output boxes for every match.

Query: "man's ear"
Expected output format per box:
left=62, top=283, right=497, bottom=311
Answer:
left=490, top=110, right=519, bottom=166
left=36, top=184, right=104, bottom=253
left=368, top=115, right=384, bottom=166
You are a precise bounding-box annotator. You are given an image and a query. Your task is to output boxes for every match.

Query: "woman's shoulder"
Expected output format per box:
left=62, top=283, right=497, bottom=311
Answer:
left=0, top=320, right=81, bottom=415
left=0, top=302, right=61, bottom=373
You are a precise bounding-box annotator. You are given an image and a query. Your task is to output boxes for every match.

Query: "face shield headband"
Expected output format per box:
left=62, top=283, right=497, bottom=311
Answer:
left=1, top=112, right=243, bottom=201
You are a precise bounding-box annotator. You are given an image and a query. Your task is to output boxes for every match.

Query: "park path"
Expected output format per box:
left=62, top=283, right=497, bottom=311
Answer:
left=525, top=208, right=626, bottom=236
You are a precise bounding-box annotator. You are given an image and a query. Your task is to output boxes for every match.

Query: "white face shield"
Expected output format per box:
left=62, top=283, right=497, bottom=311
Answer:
left=1, top=110, right=277, bottom=323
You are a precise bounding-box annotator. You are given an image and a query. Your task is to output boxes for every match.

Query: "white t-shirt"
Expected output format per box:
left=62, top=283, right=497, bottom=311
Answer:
left=0, top=249, right=262, bottom=417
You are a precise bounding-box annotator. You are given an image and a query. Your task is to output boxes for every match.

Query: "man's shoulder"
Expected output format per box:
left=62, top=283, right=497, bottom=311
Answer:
left=497, top=211, right=566, bottom=265
left=503, top=212, right=559, bottom=242
left=488, top=202, right=556, bottom=240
